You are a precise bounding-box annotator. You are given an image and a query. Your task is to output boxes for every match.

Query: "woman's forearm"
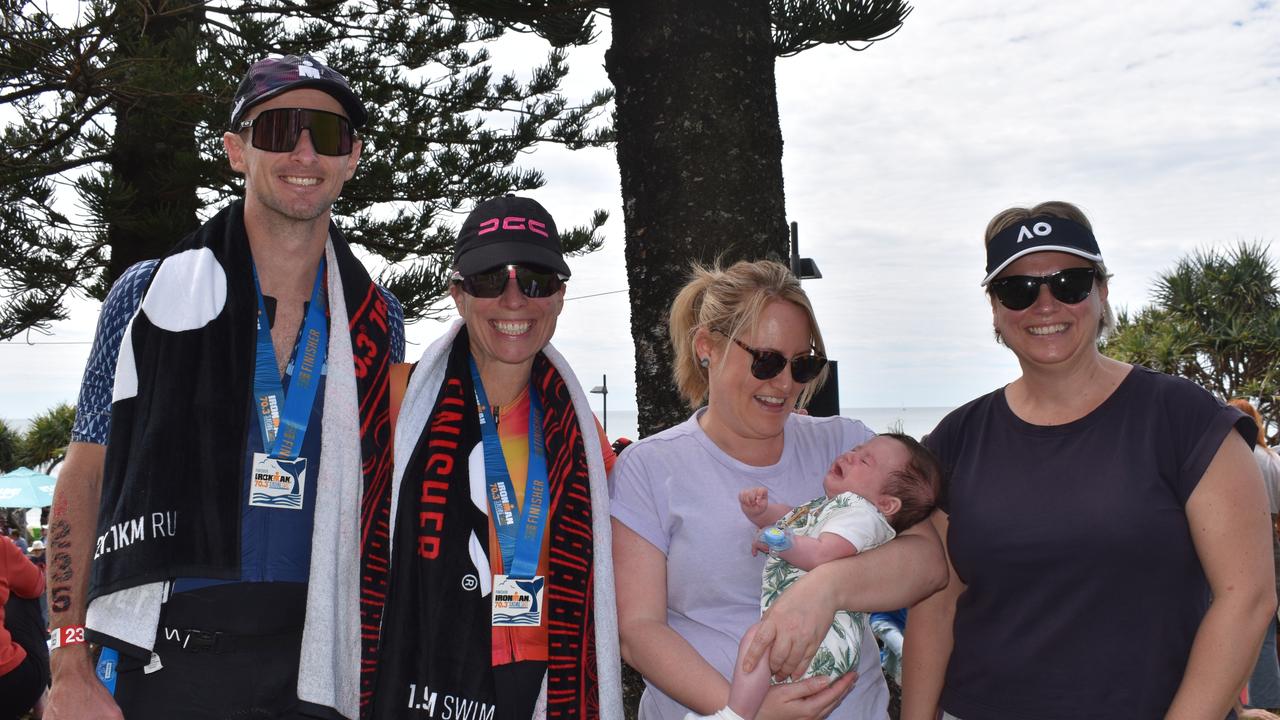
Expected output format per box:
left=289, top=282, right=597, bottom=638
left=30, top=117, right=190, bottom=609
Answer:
left=1170, top=432, right=1277, bottom=718
left=900, top=510, right=958, bottom=720
left=823, top=523, right=948, bottom=612
left=1165, top=587, right=1274, bottom=719
left=900, top=585, right=957, bottom=720
left=621, top=618, right=732, bottom=714
left=613, top=518, right=733, bottom=713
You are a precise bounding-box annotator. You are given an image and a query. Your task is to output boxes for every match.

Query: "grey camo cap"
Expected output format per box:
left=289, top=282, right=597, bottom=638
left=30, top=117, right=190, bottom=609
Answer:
left=229, top=54, right=367, bottom=130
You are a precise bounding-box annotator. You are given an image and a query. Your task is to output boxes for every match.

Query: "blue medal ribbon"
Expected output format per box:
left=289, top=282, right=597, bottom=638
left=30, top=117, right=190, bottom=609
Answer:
left=470, top=357, right=550, bottom=580
left=252, top=261, right=328, bottom=460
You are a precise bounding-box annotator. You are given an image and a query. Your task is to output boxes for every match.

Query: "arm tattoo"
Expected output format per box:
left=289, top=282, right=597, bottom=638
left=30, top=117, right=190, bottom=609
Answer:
left=47, top=518, right=76, bottom=613
left=51, top=552, right=72, bottom=582
left=51, top=585, right=71, bottom=613
left=49, top=518, right=72, bottom=550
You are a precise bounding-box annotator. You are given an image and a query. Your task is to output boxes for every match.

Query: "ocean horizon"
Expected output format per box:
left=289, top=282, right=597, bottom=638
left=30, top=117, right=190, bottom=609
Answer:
left=600, top=406, right=954, bottom=444
left=2, top=407, right=953, bottom=456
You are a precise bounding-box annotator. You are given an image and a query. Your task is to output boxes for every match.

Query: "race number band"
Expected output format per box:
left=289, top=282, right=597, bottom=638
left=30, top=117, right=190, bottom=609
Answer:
left=48, top=624, right=87, bottom=651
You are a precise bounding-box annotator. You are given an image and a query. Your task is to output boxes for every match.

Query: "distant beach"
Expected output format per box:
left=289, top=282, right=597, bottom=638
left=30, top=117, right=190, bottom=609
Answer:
left=600, top=406, right=954, bottom=444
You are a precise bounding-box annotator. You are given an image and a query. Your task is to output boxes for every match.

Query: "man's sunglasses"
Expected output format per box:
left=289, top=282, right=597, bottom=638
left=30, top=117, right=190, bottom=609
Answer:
left=713, top=328, right=827, bottom=384
left=452, top=264, right=567, bottom=299
left=989, top=267, right=1097, bottom=311
left=236, top=108, right=356, bottom=156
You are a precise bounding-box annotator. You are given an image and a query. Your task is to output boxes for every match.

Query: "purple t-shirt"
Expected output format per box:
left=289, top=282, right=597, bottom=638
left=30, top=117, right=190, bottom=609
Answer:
left=928, top=366, right=1252, bottom=720
left=610, top=410, right=889, bottom=719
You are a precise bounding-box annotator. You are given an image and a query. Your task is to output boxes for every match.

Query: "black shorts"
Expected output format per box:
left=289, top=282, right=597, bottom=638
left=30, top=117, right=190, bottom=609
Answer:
left=0, top=652, right=44, bottom=720
left=113, top=582, right=308, bottom=720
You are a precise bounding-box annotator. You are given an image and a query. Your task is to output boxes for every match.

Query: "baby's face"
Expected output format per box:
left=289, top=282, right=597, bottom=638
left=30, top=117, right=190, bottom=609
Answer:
left=822, top=436, right=909, bottom=504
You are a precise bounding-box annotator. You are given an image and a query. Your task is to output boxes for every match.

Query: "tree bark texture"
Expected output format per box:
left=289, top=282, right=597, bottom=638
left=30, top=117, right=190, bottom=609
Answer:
left=606, top=0, right=790, bottom=438
left=105, top=1, right=203, bottom=282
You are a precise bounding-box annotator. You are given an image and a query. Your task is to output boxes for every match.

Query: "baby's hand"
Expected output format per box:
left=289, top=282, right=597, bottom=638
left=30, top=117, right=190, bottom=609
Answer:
left=751, top=537, right=771, bottom=557
left=739, top=487, right=770, bottom=520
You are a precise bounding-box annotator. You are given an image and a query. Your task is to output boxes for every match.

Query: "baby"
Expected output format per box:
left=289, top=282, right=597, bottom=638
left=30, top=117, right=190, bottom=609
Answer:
left=687, top=433, right=941, bottom=720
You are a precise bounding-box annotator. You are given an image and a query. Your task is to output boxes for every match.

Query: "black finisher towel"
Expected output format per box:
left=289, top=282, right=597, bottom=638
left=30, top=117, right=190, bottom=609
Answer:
left=87, top=200, right=396, bottom=716
left=372, top=330, right=600, bottom=720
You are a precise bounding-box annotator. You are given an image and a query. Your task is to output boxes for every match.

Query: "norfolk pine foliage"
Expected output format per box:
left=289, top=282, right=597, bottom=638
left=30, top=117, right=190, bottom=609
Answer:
left=0, top=0, right=613, bottom=339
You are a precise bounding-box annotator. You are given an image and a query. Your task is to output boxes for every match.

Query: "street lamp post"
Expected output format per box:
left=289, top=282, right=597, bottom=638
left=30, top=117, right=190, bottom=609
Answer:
left=590, top=375, right=608, bottom=436
left=789, top=222, right=822, bottom=280
left=790, top=221, right=838, bottom=416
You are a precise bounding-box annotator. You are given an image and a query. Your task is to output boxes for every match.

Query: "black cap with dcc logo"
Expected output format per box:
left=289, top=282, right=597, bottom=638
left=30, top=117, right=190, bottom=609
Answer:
left=453, top=195, right=570, bottom=277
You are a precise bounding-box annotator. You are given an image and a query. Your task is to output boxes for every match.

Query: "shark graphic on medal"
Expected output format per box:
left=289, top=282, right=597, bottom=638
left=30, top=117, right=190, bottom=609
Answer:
left=249, top=455, right=306, bottom=509
left=492, top=575, right=545, bottom=626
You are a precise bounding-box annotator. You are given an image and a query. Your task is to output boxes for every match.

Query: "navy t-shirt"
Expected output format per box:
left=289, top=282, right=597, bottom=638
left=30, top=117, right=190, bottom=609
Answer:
left=927, top=366, right=1252, bottom=720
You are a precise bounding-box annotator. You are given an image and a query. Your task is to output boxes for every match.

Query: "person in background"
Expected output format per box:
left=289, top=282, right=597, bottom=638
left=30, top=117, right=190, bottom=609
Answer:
left=8, top=529, right=28, bottom=555
left=868, top=609, right=907, bottom=684
left=612, top=437, right=634, bottom=457
left=1230, top=397, right=1280, bottom=712
left=1, top=533, right=46, bottom=720
left=44, top=54, right=405, bottom=720
left=370, top=195, right=622, bottom=720
left=26, top=541, right=47, bottom=629
left=612, top=259, right=948, bottom=719
left=901, top=201, right=1275, bottom=719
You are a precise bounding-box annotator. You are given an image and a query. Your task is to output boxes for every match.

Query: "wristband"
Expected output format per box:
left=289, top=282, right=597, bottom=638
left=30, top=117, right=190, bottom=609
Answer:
left=48, top=625, right=87, bottom=651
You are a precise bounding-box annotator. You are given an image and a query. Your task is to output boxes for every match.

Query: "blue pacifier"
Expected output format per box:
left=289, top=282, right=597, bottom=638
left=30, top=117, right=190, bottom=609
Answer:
left=759, top=525, right=794, bottom=554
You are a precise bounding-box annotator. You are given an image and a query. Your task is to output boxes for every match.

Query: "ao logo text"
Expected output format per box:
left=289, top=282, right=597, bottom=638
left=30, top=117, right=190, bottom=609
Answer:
left=478, top=216, right=549, bottom=238
left=1016, top=222, right=1053, bottom=243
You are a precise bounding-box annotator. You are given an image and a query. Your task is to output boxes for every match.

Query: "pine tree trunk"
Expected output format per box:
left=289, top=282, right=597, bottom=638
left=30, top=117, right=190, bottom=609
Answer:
left=606, top=0, right=789, bottom=438
left=105, top=1, right=203, bottom=282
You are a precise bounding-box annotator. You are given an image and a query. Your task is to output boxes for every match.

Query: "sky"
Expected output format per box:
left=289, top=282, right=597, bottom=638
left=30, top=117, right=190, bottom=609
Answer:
left=2, top=0, right=1279, bottom=436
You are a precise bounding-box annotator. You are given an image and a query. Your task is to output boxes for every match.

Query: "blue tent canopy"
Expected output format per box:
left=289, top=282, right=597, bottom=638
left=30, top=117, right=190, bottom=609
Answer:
left=0, top=467, right=56, bottom=508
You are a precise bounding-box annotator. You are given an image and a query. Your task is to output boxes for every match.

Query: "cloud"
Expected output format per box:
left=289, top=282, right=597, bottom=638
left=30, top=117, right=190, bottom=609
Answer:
left=5, top=1, right=1279, bottom=423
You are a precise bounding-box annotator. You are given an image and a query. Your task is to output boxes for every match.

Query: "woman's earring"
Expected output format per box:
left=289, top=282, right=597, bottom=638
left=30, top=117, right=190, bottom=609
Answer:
left=699, top=357, right=710, bottom=369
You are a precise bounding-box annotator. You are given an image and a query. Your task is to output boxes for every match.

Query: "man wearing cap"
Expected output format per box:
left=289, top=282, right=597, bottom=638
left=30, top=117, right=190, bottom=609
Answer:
left=372, top=195, right=623, bottom=719
left=45, top=54, right=404, bottom=720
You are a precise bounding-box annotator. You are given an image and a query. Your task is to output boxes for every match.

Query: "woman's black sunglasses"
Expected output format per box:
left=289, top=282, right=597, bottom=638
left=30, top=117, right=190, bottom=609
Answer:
left=452, top=264, right=567, bottom=299
left=236, top=108, right=356, bottom=156
left=713, top=328, right=826, bottom=383
left=989, top=267, right=1097, bottom=311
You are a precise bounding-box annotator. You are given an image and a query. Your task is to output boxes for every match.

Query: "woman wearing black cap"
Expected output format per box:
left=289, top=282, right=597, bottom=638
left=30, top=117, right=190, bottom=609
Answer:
left=371, top=195, right=622, bottom=720
left=901, top=201, right=1275, bottom=719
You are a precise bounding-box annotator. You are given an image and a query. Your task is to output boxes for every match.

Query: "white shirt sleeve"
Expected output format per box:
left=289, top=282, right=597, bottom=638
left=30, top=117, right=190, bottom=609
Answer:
left=814, top=492, right=896, bottom=553
left=1263, top=449, right=1280, bottom=515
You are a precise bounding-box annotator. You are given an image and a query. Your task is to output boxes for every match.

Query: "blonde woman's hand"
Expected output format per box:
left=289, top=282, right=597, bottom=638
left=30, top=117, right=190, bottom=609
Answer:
left=756, top=672, right=856, bottom=720
left=742, top=571, right=839, bottom=680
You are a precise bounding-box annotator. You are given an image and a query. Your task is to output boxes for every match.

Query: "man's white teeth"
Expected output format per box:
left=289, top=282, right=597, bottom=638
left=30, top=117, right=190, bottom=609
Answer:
left=756, top=395, right=785, bottom=406
left=1028, top=323, right=1068, bottom=336
left=494, top=320, right=532, bottom=335
left=283, top=176, right=321, bottom=186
